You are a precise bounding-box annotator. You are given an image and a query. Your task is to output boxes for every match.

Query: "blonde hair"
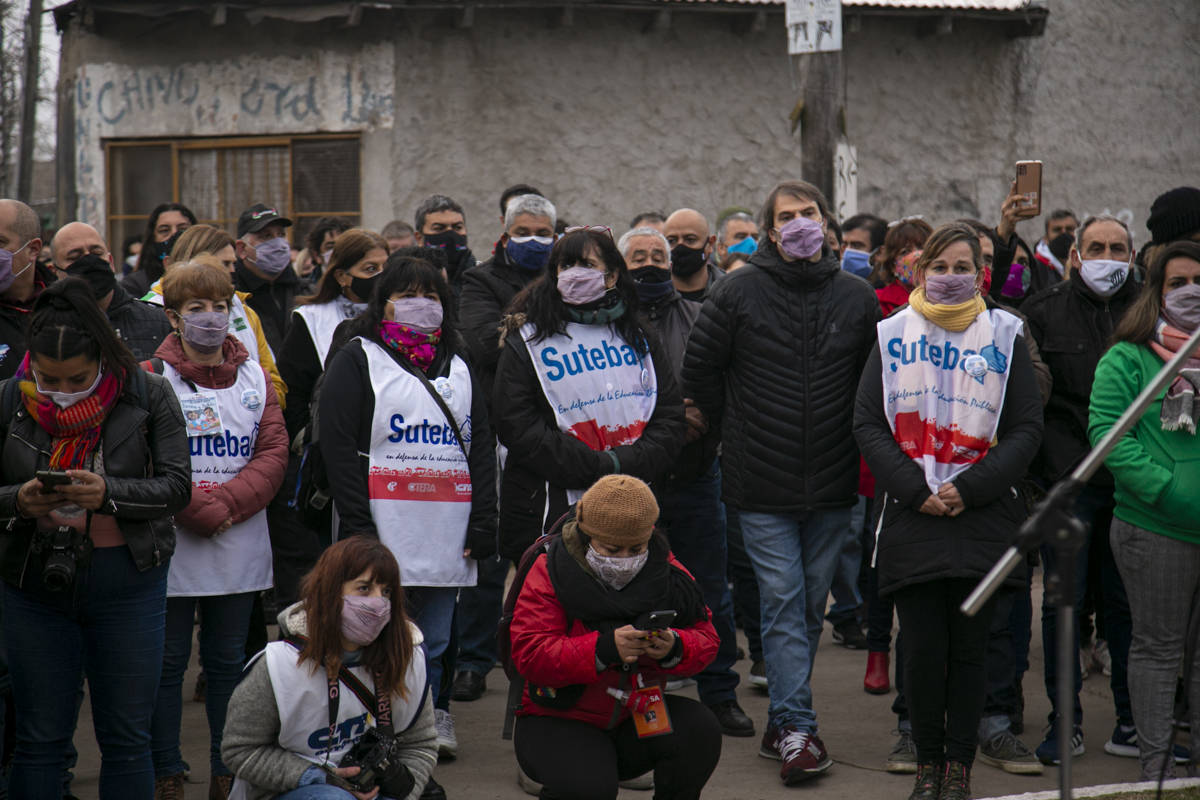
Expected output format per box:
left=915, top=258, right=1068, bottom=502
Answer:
left=162, top=254, right=235, bottom=310
left=168, top=224, right=236, bottom=266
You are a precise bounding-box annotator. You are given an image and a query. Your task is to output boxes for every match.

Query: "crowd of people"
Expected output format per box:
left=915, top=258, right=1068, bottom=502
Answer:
left=0, top=177, right=1197, bottom=800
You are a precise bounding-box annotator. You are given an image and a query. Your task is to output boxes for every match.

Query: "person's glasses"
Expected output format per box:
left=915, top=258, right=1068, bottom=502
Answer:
left=565, top=225, right=614, bottom=242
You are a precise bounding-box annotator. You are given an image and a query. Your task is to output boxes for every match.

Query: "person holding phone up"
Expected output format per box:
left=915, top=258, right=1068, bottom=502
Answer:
left=0, top=278, right=191, bottom=799
left=509, top=475, right=723, bottom=800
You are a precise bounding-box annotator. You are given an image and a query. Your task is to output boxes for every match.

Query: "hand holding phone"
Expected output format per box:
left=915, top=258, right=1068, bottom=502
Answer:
left=36, top=470, right=72, bottom=495
left=1015, top=161, right=1043, bottom=217
left=634, top=610, right=677, bottom=633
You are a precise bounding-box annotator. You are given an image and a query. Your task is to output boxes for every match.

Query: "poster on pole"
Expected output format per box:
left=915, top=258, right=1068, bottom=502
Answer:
left=787, top=0, right=842, bottom=55
left=834, top=141, right=858, bottom=223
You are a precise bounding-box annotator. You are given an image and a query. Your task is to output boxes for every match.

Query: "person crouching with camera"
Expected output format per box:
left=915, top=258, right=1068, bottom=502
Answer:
left=223, top=535, right=438, bottom=800
left=509, top=475, right=723, bottom=800
left=0, top=277, right=192, bottom=799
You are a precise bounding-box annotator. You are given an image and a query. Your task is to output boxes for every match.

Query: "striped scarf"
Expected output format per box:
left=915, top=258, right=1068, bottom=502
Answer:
left=378, top=320, right=440, bottom=372
left=15, top=353, right=123, bottom=469
left=1149, top=320, right=1200, bottom=434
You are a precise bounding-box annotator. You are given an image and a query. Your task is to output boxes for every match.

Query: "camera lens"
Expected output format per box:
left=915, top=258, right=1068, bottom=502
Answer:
left=43, top=554, right=75, bottom=591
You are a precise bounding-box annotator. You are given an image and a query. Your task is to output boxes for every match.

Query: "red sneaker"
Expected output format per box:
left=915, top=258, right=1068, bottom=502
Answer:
left=759, top=725, right=833, bottom=784
left=865, top=651, right=891, bottom=694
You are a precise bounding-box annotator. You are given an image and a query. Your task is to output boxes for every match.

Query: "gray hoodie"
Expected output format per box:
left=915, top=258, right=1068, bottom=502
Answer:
left=221, top=602, right=438, bottom=800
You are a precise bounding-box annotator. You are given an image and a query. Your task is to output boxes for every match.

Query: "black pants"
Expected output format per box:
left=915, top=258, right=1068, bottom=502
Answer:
left=514, top=695, right=722, bottom=800
left=893, top=578, right=998, bottom=766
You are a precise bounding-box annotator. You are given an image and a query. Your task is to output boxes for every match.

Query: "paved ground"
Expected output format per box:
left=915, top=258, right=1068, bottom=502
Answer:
left=71, top=573, right=1192, bottom=799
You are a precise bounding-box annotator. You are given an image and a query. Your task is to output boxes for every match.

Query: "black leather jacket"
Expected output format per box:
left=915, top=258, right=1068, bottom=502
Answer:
left=0, top=372, right=192, bottom=586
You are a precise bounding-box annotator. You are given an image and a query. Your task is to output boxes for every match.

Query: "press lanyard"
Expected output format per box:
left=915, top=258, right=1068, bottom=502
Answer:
left=324, top=668, right=394, bottom=762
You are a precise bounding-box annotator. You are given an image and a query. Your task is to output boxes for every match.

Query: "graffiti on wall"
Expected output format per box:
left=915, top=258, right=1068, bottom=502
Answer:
left=74, top=45, right=395, bottom=225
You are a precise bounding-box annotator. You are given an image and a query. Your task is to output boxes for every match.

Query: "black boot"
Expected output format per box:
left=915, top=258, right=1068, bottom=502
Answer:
left=907, top=763, right=941, bottom=800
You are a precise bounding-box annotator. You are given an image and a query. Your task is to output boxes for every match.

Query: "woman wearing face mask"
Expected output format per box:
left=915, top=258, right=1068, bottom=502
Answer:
left=493, top=228, right=686, bottom=563
left=509, top=475, right=722, bottom=799
left=1089, top=240, right=1200, bottom=781
left=121, top=202, right=197, bottom=299
left=319, top=256, right=497, bottom=779
left=854, top=224, right=1043, bottom=800
left=874, top=218, right=934, bottom=316
left=223, top=536, right=438, bottom=800
left=0, top=278, right=191, bottom=799
left=147, top=256, right=289, bottom=800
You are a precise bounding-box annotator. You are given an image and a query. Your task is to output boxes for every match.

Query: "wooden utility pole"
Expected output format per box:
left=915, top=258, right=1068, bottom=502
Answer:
left=17, top=0, right=42, bottom=204
left=796, top=50, right=842, bottom=203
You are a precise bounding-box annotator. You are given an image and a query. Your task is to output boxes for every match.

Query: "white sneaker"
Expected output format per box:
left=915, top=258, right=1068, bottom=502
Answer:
left=434, top=708, right=458, bottom=759
left=517, top=765, right=542, bottom=796
left=1092, top=639, right=1112, bottom=676
left=618, top=773, right=654, bottom=790
left=1079, top=648, right=1090, bottom=681
left=664, top=677, right=697, bottom=692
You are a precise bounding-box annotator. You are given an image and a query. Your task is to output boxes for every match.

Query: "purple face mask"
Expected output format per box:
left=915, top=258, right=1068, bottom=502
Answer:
left=924, top=273, right=979, bottom=306
left=178, top=311, right=230, bottom=354
left=557, top=265, right=608, bottom=306
left=1162, top=283, right=1200, bottom=333
left=775, top=217, right=825, bottom=261
left=0, top=241, right=32, bottom=294
left=389, top=296, right=444, bottom=333
left=249, top=236, right=292, bottom=277
left=341, top=594, right=392, bottom=647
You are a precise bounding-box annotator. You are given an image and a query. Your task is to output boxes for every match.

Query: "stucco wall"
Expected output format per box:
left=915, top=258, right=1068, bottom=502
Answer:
left=59, top=0, right=1200, bottom=249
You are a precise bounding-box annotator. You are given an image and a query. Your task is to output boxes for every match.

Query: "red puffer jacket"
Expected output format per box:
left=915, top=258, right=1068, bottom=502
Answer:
left=510, top=553, right=719, bottom=730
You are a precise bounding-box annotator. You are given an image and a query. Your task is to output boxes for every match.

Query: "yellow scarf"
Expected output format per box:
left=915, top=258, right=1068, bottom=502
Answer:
left=908, top=286, right=986, bottom=332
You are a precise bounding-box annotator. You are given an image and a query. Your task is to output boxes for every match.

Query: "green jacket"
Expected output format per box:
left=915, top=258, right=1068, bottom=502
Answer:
left=1089, top=341, right=1200, bottom=544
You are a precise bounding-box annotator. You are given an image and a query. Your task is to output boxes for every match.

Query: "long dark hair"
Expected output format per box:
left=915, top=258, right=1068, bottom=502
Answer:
left=298, top=228, right=389, bottom=307
left=343, top=254, right=463, bottom=353
left=26, top=277, right=140, bottom=393
left=297, top=537, right=415, bottom=698
left=135, top=202, right=197, bottom=281
left=507, top=229, right=655, bottom=354
left=1114, top=241, right=1200, bottom=346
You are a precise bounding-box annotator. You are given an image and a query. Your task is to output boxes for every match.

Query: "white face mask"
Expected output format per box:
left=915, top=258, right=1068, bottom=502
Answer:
left=34, top=365, right=104, bottom=409
left=1078, top=257, right=1129, bottom=299
left=585, top=545, right=649, bottom=591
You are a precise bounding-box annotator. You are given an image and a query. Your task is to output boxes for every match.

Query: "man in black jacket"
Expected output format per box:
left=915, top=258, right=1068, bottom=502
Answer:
left=0, top=200, right=53, bottom=381
left=1022, top=214, right=1139, bottom=766
left=233, top=204, right=297, bottom=355
left=51, top=223, right=173, bottom=361
left=450, top=192, right=556, bottom=703
left=620, top=225, right=754, bottom=738
left=683, top=181, right=881, bottom=785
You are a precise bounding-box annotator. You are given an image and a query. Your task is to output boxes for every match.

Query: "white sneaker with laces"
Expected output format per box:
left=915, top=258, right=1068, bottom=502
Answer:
left=434, top=708, right=458, bottom=759
left=664, top=677, right=697, bottom=692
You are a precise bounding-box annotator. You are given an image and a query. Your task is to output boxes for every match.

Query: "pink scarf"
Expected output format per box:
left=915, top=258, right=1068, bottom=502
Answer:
left=1149, top=319, right=1200, bottom=433
left=378, top=320, right=440, bottom=372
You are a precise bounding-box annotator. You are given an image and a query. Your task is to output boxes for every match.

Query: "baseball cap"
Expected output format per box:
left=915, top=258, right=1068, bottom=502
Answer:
left=237, top=204, right=293, bottom=239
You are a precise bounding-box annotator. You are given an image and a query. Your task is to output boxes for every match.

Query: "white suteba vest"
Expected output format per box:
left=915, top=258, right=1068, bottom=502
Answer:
left=227, top=628, right=428, bottom=800
left=294, top=300, right=356, bottom=367
left=164, top=361, right=273, bottom=596
left=358, top=339, right=476, bottom=587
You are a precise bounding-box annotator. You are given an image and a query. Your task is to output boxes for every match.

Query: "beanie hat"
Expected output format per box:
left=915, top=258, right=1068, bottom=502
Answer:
left=1147, top=187, right=1200, bottom=245
left=576, top=475, right=658, bottom=548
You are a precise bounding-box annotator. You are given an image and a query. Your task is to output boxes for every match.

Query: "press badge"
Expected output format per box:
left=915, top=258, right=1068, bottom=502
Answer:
left=179, top=393, right=223, bottom=437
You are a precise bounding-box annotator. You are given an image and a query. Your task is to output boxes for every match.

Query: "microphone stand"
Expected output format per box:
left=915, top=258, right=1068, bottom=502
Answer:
left=960, top=322, right=1200, bottom=799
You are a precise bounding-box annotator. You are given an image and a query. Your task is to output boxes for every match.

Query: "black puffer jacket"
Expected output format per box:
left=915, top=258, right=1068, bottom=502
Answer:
left=493, top=314, right=687, bottom=561
left=1022, top=269, right=1140, bottom=486
left=853, top=329, right=1044, bottom=596
left=682, top=244, right=882, bottom=512
left=0, top=370, right=192, bottom=586
left=459, top=245, right=543, bottom=408
left=106, top=285, right=173, bottom=361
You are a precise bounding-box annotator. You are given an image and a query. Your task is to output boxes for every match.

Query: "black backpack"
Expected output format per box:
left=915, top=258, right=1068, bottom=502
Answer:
left=286, top=369, right=335, bottom=531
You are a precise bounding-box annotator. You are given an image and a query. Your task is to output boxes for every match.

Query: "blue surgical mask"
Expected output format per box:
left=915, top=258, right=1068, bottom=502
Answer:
left=841, top=248, right=872, bottom=278
left=727, top=237, right=757, bottom=256
left=505, top=235, right=554, bottom=272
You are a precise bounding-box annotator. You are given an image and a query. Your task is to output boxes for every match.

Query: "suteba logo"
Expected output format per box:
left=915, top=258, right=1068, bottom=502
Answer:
left=540, top=339, right=641, bottom=381
left=189, top=422, right=260, bottom=458
left=388, top=414, right=469, bottom=446
left=886, top=336, right=1008, bottom=383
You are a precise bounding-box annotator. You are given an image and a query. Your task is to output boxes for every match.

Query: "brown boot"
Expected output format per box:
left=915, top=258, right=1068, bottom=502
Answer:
left=209, top=774, right=234, bottom=800
left=154, top=772, right=185, bottom=800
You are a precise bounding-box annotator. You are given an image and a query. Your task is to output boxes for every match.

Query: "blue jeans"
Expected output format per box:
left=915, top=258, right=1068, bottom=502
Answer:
left=1040, top=482, right=1132, bottom=728
left=826, top=495, right=867, bottom=626
left=4, top=546, right=168, bottom=800
left=151, top=591, right=256, bottom=778
left=274, top=785, right=364, bottom=799
left=979, top=592, right=1018, bottom=741
left=738, top=506, right=851, bottom=731
left=658, top=460, right=739, bottom=705
left=405, top=586, right=458, bottom=706
left=455, top=554, right=511, bottom=677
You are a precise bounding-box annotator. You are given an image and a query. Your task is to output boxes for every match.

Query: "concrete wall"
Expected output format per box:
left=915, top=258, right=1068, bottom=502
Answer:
left=58, top=0, right=1200, bottom=250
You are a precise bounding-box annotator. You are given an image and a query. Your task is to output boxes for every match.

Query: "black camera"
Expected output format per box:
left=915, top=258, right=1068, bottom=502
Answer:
left=334, top=728, right=414, bottom=798
left=31, top=526, right=93, bottom=591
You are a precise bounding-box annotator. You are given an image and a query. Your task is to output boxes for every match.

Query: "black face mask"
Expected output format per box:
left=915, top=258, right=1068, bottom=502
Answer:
left=629, top=266, right=675, bottom=304
left=423, top=230, right=468, bottom=257
left=670, top=244, right=707, bottom=278
left=348, top=272, right=378, bottom=304
left=65, top=254, right=117, bottom=300
left=1048, top=232, right=1074, bottom=262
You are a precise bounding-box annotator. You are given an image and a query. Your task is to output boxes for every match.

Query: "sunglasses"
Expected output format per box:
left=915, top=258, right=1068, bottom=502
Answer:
left=564, top=225, right=615, bottom=242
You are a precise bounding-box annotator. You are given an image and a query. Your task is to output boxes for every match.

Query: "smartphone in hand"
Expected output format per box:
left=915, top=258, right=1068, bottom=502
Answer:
left=35, top=470, right=72, bottom=494
left=1015, top=161, right=1043, bottom=216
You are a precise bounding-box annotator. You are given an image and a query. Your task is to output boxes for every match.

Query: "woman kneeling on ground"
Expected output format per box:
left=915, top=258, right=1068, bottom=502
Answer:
left=509, top=474, right=723, bottom=800
left=854, top=223, right=1043, bottom=800
left=223, top=536, right=438, bottom=800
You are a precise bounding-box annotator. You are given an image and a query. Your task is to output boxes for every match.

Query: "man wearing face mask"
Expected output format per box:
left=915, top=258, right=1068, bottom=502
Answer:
left=1034, top=209, right=1079, bottom=280
left=1021, top=213, right=1141, bottom=766
left=413, top=194, right=477, bottom=301
left=664, top=209, right=724, bottom=302
left=234, top=204, right=297, bottom=356
left=618, top=225, right=754, bottom=736
left=0, top=199, right=53, bottom=382
left=451, top=192, right=557, bottom=703
left=684, top=181, right=882, bottom=785
left=712, top=210, right=760, bottom=269
left=51, top=223, right=173, bottom=362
